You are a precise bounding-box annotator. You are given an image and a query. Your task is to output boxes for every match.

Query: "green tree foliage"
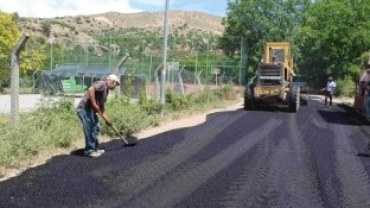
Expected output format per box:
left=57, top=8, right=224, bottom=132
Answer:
left=0, top=11, right=21, bottom=60
left=12, top=12, right=19, bottom=22
left=0, top=11, right=21, bottom=86
left=20, top=44, right=47, bottom=74
left=0, top=12, right=48, bottom=76
left=221, top=0, right=311, bottom=76
left=41, top=21, right=51, bottom=37
left=297, top=0, right=370, bottom=86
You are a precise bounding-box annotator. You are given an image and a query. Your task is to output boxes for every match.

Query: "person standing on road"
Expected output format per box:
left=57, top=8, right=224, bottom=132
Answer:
left=77, top=74, right=120, bottom=158
left=321, top=76, right=336, bottom=107
left=360, top=69, right=370, bottom=96
left=362, top=69, right=370, bottom=119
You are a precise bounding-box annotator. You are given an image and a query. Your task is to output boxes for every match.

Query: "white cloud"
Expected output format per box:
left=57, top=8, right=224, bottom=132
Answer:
left=130, top=0, right=179, bottom=7
left=0, top=0, right=143, bottom=18
left=131, top=0, right=166, bottom=6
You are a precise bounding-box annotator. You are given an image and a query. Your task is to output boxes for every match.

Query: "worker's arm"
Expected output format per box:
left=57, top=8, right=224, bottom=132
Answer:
left=102, top=111, right=112, bottom=126
left=88, top=86, right=97, bottom=107
left=88, top=86, right=103, bottom=113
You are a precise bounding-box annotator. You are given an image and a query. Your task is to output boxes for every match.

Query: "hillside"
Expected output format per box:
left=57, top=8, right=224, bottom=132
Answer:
left=19, top=11, right=225, bottom=39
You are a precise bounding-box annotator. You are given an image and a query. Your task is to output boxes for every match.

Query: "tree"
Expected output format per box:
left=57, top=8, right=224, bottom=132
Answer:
left=0, top=11, right=21, bottom=87
left=297, top=0, right=370, bottom=86
left=41, top=21, right=51, bottom=37
left=220, top=0, right=311, bottom=77
left=19, top=39, right=47, bottom=74
left=12, top=12, right=19, bottom=22
left=0, top=11, right=21, bottom=61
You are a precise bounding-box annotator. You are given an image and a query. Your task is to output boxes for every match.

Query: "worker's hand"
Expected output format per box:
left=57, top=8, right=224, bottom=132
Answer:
left=105, top=118, right=112, bottom=126
left=92, top=103, right=100, bottom=113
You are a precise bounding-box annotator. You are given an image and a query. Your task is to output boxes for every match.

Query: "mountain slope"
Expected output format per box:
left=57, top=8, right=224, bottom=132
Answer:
left=20, top=11, right=224, bottom=38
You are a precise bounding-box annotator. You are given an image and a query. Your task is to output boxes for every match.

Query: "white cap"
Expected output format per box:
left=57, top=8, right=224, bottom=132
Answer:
left=107, top=74, right=120, bottom=85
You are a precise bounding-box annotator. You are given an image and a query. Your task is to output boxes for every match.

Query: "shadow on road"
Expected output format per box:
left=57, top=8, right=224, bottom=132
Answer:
left=337, top=103, right=370, bottom=126
left=357, top=153, right=370, bottom=158
left=316, top=104, right=370, bottom=126
left=317, top=110, right=355, bottom=125
left=70, top=149, right=85, bottom=156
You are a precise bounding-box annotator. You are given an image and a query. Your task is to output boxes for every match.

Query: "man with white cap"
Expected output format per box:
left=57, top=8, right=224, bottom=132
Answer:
left=77, top=74, right=120, bottom=158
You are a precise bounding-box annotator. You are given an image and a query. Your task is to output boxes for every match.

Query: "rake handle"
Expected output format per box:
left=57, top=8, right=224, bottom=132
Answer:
left=97, top=111, right=129, bottom=144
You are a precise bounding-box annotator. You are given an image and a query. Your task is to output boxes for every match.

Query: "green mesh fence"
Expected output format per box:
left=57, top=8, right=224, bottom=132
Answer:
left=34, top=35, right=247, bottom=96
left=0, top=35, right=247, bottom=114
left=47, top=35, right=247, bottom=83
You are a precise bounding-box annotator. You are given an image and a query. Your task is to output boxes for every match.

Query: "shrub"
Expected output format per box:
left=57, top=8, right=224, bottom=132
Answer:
left=335, top=76, right=356, bottom=97
left=165, top=90, right=190, bottom=111
left=194, top=87, right=219, bottom=104
left=215, top=85, right=237, bottom=100
left=139, top=91, right=161, bottom=114
left=105, top=97, right=161, bottom=135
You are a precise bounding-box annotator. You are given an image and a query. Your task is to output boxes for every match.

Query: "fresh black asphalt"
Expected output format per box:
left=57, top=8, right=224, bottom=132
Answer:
left=1, top=97, right=370, bottom=208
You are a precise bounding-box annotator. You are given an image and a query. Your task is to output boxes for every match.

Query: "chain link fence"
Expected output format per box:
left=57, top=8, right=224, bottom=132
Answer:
left=0, top=35, right=247, bottom=115
left=0, top=58, right=11, bottom=114
left=0, top=58, right=10, bottom=94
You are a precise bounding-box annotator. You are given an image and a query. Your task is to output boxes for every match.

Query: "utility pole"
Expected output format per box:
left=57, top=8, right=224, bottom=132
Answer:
left=160, top=0, right=170, bottom=114
left=49, top=35, right=54, bottom=70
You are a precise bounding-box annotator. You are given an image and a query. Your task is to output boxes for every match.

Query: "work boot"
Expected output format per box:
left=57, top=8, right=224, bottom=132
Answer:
left=84, top=151, right=102, bottom=158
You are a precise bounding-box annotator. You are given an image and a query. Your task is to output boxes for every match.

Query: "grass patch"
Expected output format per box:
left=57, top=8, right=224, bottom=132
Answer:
left=0, top=98, right=82, bottom=176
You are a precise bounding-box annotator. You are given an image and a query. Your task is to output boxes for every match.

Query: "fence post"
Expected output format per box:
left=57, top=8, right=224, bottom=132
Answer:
left=160, top=0, right=170, bottom=113
left=154, top=63, right=163, bottom=102
left=178, top=66, right=185, bottom=95
left=10, top=33, right=29, bottom=124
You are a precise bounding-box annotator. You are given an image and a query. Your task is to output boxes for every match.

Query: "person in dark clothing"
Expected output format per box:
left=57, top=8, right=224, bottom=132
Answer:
left=77, top=74, right=120, bottom=158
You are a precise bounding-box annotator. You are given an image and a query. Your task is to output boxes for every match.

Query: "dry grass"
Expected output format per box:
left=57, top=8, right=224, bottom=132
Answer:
left=0, top=115, right=9, bottom=125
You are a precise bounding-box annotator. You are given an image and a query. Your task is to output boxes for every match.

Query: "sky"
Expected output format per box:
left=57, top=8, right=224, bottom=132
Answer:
left=0, top=0, right=228, bottom=18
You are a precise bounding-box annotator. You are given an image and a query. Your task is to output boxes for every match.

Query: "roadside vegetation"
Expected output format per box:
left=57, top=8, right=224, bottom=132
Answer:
left=0, top=85, right=240, bottom=177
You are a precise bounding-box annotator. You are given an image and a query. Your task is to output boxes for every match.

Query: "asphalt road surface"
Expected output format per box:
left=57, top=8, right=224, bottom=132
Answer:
left=1, top=97, right=370, bottom=208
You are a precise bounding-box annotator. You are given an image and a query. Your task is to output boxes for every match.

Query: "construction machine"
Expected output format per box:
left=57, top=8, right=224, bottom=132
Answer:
left=244, top=42, right=306, bottom=112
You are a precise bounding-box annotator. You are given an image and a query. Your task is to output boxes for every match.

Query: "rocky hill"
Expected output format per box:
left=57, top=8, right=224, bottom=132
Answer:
left=19, top=11, right=225, bottom=39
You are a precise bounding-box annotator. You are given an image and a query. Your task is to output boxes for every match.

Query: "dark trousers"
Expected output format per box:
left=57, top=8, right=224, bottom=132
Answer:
left=324, top=91, right=333, bottom=106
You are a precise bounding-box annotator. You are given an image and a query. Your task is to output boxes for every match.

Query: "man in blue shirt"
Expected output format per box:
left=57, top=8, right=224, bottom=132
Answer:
left=322, top=76, right=336, bottom=107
